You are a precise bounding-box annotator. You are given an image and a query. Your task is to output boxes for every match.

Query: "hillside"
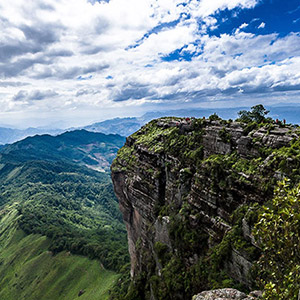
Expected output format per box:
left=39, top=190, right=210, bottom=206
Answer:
left=111, top=114, right=300, bottom=299
left=1, top=129, right=125, bottom=172
left=0, top=206, right=118, bottom=300
left=0, top=130, right=128, bottom=299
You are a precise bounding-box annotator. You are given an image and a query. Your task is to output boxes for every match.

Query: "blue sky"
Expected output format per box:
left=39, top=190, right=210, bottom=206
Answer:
left=212, top=0, right=300, bottom=37
left=0, top=0, right=299, bottom=128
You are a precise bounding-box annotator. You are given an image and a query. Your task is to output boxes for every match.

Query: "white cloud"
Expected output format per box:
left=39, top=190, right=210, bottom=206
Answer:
left=0, top=0, right=299, bottom=127
left=239, top=23, right=249, bottom=29
left=258, top=22, right=266, bottom=29
left=191, top=0, right=259, bottom=18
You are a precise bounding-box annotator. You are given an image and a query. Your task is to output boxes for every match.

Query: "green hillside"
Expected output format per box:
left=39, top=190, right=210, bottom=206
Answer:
left=0, top=205, right=118, bottom=300
left=0, top=130, right=129, bottom=299
left=1, top=129, right=125, bottom=172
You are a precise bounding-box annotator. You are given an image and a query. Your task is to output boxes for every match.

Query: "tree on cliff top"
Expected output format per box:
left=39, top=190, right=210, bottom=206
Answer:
left=237, top=104, right=270, bottom=123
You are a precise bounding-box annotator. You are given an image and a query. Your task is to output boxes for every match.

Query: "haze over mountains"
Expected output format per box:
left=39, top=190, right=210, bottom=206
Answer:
left=0, top=127, right=63, bottom=146
left=1, top=105, right=300, bottom=145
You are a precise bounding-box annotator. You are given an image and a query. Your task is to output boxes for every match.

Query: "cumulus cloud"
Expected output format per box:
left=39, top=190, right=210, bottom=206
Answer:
left=192, top=0, right=259, bottom=18
left=12, top=89, right=58, bottom=102
left=0, top=0, right=299, bottom=127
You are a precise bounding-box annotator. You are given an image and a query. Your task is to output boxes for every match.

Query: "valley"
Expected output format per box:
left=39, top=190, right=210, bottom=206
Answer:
left=0, top=130, right=128, bottom=299
left=1, top=0, right=298, bottom=298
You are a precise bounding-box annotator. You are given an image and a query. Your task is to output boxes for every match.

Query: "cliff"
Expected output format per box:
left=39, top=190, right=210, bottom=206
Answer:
left=111, top=117, right=299, bottom=300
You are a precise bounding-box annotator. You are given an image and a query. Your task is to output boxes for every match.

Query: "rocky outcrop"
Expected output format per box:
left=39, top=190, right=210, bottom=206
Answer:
left=192, top=288, right=262, bottom=300
left=111, top=117, right=298, bottom=299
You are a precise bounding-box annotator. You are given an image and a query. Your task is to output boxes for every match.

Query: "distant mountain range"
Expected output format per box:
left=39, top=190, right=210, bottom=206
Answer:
left=80, top=108, right=244, bottom=137
left=1, top=129, right=125, bottom=172
left=1, top=105, right=299, bottom=145
left=0, top=127, right=63, bottom=145
left=81, top=106, right=300, bottom=137
left=82, top=117, right=143, bottom=137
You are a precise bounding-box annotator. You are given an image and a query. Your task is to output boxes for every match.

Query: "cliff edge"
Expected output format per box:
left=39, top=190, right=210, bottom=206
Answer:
left=111, top=117, right=298, bottom=300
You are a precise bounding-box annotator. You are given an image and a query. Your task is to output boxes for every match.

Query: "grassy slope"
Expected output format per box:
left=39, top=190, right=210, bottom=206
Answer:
left=0, top=204, right=118, bottom=300
left=0, top=130, right=129, bottom=271
left=0, top=130, right=129, bottom=299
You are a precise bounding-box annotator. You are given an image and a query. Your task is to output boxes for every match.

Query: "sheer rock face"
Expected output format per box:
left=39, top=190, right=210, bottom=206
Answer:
left=111, top=118, right=296, bottom=296
left=111, top=147, right=168, bottom=277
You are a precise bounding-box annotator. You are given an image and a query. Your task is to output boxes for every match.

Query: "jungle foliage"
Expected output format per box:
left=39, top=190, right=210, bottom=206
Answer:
left=0, top=207, right=119, bottom=300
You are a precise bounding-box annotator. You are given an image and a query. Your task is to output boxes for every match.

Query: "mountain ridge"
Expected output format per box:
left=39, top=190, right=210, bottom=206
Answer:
left=1, top=105, right=300, bottom=146
left=1, top=129, right=125, bottom=172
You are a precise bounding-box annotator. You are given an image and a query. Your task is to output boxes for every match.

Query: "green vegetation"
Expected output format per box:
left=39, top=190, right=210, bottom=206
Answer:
left=118, top=117, right=205, bottom=170
left=0, top=130, right=129, bottom=298
left=237, top=104, right=270, bottom=124
left=2, top=129, right=125, bottom=172
left=209, top=113, right=222, bottom=121
left=131, top=120, right=179, bottom=153
left=111, top=108, right=300, bottom=300
left=254, top=180, right=300, bottom=300
left=0, top=206, right=118, bottom=300
left=218, top=127, right=232, bottom=143
left=108, top=263, right=132, bottom=300
left=0, top=157, right=128, bottom=272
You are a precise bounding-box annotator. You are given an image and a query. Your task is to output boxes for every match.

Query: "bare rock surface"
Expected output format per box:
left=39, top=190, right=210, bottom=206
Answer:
left=192, top=288, right=260, bottom=300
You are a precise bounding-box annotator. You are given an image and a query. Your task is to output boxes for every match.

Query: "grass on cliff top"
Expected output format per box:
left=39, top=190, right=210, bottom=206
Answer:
left=131, top=120, right=179, bottom=153
left=0, top=205, right=118, bottom=300
left=114, top=118, right=205, bottom=171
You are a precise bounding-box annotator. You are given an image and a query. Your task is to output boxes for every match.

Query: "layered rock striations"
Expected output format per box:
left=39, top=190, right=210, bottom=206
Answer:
left=111, top=117, right=298, bottom=300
